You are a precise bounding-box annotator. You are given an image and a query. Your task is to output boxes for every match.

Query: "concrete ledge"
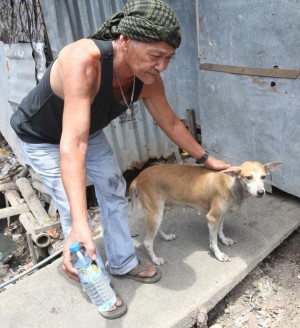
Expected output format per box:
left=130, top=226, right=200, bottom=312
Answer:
left=1, top=189, right=299, bottom=328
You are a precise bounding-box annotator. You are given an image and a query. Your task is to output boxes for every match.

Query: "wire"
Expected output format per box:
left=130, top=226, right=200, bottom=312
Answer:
left=0, top=248, right=63, bottom=290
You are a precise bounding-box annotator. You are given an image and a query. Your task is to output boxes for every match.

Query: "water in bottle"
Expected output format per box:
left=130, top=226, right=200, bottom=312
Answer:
left=69, top=242, right=116, bottom=312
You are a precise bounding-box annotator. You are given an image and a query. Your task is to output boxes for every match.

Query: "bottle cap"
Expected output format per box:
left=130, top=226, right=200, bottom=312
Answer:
left=69, top=241, right=81, bottom=253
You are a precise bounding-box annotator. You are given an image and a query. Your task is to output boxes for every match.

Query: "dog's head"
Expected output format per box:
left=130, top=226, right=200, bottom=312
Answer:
left=222, top=161, right=282, bottom=197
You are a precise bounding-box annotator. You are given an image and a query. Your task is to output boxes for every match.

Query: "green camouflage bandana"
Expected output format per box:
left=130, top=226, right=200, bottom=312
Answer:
left=89, top=0, right=181, bottom=49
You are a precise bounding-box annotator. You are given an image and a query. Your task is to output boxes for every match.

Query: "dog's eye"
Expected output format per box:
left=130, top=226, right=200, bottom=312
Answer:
left=261, top=175, right=266, bottom=180
left=245, top=176, right=253, bottom=180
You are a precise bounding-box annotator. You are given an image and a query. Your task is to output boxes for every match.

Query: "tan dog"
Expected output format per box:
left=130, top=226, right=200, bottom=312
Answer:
left=129, top=161, right=282, bottom=264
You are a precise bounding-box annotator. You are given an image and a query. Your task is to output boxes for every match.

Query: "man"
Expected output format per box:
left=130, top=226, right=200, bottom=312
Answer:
left=10, top=0, right=230, bottom=319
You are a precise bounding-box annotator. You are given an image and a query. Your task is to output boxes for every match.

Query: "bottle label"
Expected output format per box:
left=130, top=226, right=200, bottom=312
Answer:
left=78, top=261, right=102, bottom=285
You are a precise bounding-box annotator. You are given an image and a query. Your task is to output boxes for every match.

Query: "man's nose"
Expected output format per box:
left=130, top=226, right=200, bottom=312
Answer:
left=154, top=58, right=169, bottom=72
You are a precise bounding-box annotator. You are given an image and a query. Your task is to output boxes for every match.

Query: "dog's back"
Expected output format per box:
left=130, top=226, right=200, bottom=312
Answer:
left=129, top=164, right=234, bottom=212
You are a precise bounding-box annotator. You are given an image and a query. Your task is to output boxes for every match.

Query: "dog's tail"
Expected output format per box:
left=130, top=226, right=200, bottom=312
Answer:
left=129, top=179, right=139, bottom=213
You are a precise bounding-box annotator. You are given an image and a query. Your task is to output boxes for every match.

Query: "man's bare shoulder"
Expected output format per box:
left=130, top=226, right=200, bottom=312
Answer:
left=58, top=39, right=101, bottom=65
left=51, top=39, right=101, bottom=99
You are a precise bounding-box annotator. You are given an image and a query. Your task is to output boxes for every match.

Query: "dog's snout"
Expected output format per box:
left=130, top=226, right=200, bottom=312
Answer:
left=256, top=190, right=265, bottom=198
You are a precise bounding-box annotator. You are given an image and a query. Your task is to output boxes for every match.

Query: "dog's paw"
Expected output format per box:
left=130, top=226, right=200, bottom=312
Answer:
left=215, top=252, right=230, bottom=262
left=221, top=237, right=237, bottom=246
left=164, top=233, right=176, bottom=241
left=154, top=257, right=166, bottom=265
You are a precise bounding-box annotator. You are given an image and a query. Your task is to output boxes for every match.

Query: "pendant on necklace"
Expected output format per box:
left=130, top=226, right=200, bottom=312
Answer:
left=126, top=103, right=134, bottom=115
left=114, top=57, right=136, bottom=112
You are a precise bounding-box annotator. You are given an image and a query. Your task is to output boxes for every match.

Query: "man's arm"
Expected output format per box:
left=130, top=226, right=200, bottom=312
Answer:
left=54, top=40, right=100, bottom=280
left=141, top=75, right=230, bottom=170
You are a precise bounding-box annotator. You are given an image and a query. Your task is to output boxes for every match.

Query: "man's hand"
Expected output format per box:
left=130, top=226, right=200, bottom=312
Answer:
left=203, top=156, right=231, bottom=171
left=62, top=223, right=95, bottom=282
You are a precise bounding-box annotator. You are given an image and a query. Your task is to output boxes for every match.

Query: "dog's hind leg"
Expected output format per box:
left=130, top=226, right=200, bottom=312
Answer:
left=158, top=208, right=176, bottom=241
left=218, top=217, right=237, bottom=246
left=144, top=203, right=166, bottom=265
left=159, top=228, right=176, bottom=241
left=207, top=208, right=230, bottom=262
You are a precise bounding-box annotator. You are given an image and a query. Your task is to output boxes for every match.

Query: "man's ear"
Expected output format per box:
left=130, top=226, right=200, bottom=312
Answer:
left=120, top=35, right=129, bottom=50
left=264, top=161, right=282, bottom=174
left=222, top=166, right=241, bottom=178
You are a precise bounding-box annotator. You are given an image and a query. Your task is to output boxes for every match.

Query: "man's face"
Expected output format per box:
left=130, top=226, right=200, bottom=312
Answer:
left=126, top=39, right=176, bottom=84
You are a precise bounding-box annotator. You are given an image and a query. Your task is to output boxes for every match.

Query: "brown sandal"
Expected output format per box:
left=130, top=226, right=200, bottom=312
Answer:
left=98, top=286, right=127, bottom=320
left=115, top=260, right=161, bottom=284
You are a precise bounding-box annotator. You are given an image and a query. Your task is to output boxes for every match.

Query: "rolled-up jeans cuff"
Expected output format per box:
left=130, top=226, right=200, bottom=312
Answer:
left=108, top=256, right=139, bottom=275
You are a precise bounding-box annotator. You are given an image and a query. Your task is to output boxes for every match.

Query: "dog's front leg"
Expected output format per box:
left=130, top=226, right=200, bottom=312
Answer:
left=218, top=217, right=237, bottom=246
left=207, top=210, right=230, bottom=262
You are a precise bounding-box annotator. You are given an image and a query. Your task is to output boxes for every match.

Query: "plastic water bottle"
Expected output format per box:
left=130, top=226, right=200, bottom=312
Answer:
left=69, top=242, right=116, bottom=312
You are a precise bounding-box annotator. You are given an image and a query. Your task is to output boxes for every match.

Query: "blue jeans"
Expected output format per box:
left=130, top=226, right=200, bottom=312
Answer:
left=18, top=130, right=138, bottom=275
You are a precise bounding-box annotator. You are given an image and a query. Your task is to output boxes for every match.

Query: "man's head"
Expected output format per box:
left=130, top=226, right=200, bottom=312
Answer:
left=121, top=36, right=176, bottom=84
left=90, top=0, right=181, bottom=49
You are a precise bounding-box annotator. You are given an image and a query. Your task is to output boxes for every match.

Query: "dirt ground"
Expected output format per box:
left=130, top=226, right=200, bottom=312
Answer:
left=207, top=230, right=300, bottom=328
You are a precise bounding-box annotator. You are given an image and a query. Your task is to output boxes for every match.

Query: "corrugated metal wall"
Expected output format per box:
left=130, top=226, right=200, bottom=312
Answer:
left=38, top=0, right=200, bottom=171
left=1, top=0, right=299, bottom=198
left=197, top=0, right=300, bottom=197
left=0, top=42, right=45, bottom=165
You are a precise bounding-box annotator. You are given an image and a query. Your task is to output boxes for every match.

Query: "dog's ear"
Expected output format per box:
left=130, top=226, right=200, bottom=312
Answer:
left=222, top=166, right=241, bottom=178
left=264, top=161, right=282, bottom=174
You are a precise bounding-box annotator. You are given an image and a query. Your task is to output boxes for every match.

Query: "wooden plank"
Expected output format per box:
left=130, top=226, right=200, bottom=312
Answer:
left=200, top=63, right=300, bottom=79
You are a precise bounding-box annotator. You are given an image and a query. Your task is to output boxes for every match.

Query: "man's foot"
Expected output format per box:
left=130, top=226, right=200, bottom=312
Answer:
left=114, top=260, right=161, bottom=283
left=132, top=260, right=157, bottom=278
left=107, top=297, right=122, bottom=311
left=99, top=295, right=127, bottom=319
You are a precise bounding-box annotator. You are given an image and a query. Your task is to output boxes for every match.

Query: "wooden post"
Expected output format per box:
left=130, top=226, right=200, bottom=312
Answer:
left=4, top=194, right=10, bottom=227
left=186, top=109, right=198, bottom=141
left=25, top=232, right=38, bottom=265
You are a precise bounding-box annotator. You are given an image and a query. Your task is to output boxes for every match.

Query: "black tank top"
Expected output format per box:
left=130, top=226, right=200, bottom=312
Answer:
left=10, top=40, right=143, bottom=144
